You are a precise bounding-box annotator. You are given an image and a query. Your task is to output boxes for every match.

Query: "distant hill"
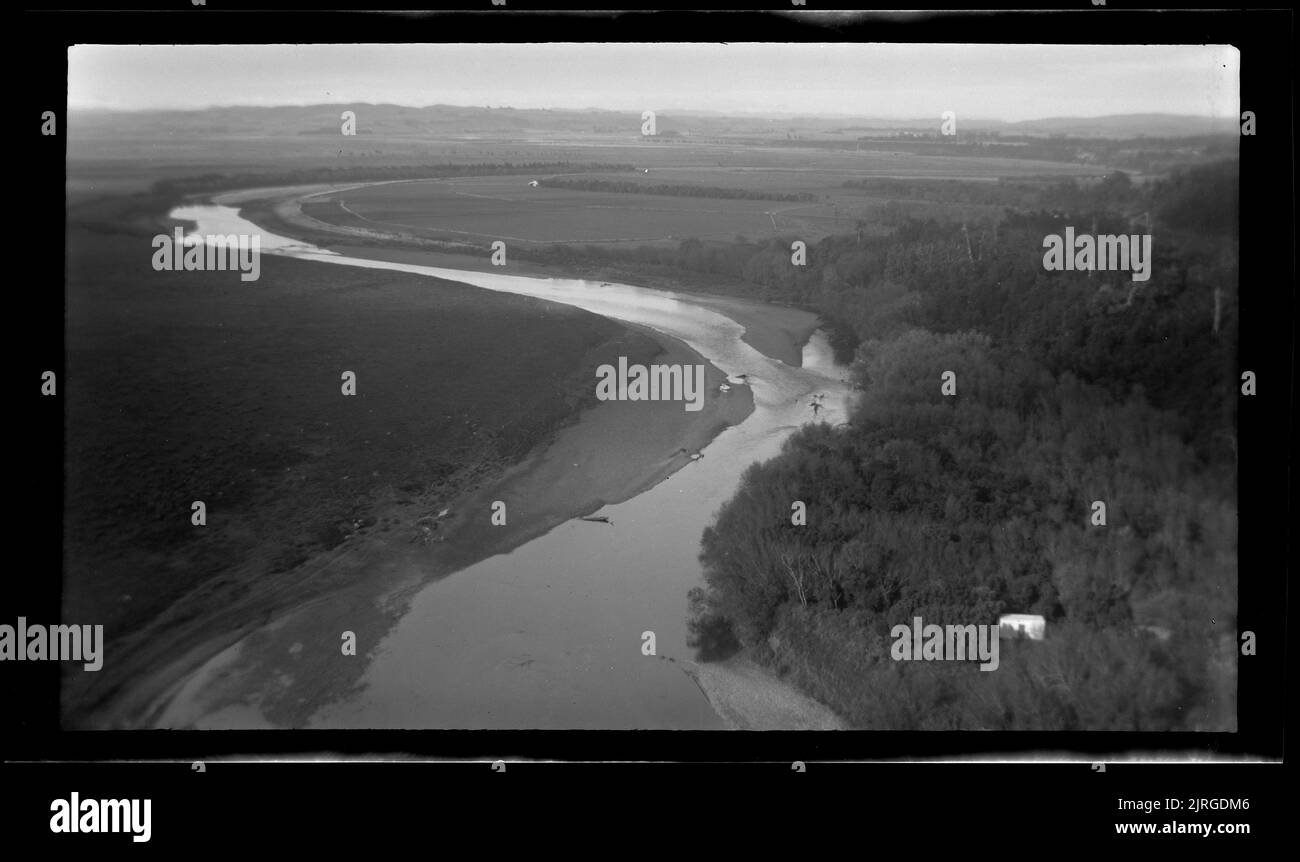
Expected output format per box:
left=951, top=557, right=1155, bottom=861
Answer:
left=999, top=113, right=1239, bottom=138
left=68, top=103, right=1236, bottom=141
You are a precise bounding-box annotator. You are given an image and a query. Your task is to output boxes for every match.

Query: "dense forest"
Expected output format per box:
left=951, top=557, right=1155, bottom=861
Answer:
left=683, top=160, right=1239, bottom=730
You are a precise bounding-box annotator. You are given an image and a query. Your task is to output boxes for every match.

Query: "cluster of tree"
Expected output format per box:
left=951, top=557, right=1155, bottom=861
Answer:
left=842, top=172, right=1148, bottom=214
left=761, top=137, right=1092, bottom=163
left=687, top=158, right=1238, bottom=730
left=843, top=167, right=1239, bottom=225
left=537, top=176, right=817, bottom=202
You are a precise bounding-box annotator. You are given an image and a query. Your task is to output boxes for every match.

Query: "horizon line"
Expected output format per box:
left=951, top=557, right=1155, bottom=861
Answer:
left=66, top=102, right=1237, bottom=125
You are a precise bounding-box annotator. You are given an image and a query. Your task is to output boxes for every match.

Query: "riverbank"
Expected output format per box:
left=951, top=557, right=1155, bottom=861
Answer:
left=682, top=653, right=848, bottom=731
left=131, top=308, right=756, bottom=729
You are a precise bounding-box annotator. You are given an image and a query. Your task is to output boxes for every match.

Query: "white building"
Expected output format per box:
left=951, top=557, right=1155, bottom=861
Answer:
left=998, top=614, right=1046, bottom=640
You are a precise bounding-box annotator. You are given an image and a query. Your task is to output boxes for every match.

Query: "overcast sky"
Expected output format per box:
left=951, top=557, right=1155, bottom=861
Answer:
left=68, top=43, right=1239, bottom=121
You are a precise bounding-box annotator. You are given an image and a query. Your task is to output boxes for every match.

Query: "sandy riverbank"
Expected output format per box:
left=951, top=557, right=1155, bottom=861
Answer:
left=681, top=653, right=848, bottom=731
left=329, top=244, right=822, bottom=369
left=136, top=324, right=756, bottom=729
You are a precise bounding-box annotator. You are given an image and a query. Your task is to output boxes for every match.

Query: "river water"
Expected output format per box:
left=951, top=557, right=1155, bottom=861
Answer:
left=168, top=204, right=852, bottom=729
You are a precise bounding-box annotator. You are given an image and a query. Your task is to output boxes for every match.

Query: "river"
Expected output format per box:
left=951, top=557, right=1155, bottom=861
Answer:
left=166, top=204, right=852, bottom=729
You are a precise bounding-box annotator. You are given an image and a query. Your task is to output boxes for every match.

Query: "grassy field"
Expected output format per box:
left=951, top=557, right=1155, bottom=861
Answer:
left=63, top=219, right=662, bottom=721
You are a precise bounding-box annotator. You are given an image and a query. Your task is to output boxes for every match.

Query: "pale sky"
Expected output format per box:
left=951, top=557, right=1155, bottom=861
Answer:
left=68, top=43, right=1239, bottom=122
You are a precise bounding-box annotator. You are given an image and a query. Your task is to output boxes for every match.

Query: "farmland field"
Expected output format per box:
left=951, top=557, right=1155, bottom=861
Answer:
left=299, top=147, right=1113, bottom=248
left=314, top=177, right=788, bottom=244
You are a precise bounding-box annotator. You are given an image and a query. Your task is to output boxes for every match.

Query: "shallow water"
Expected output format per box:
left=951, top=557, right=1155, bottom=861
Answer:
left=169, top=205, right=852, bottom=728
